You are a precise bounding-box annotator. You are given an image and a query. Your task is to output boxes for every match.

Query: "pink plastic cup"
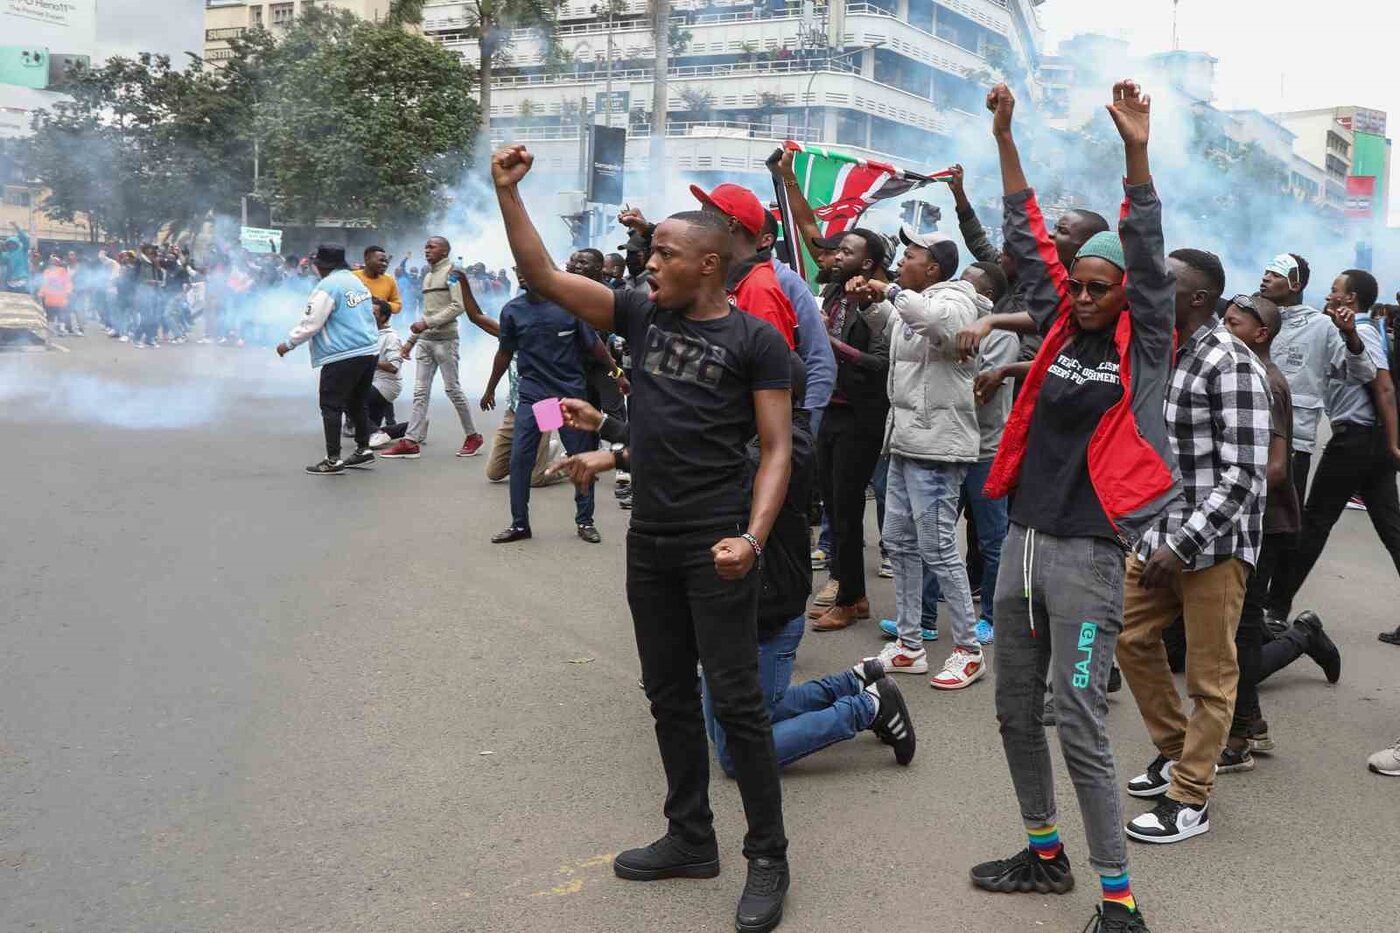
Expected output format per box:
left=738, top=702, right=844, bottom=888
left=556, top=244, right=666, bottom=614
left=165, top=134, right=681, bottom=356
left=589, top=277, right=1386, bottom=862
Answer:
left=532, top=397, right=564, bottom=431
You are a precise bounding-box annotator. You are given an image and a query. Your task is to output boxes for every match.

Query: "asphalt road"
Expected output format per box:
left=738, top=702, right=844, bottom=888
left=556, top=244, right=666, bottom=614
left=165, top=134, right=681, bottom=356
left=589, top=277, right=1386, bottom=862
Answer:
left=2, top=340, right=1398, bottom=933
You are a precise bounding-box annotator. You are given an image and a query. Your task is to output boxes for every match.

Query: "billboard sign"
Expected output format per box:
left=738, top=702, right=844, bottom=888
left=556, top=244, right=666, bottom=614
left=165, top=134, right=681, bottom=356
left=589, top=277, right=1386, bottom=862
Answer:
left=240, top=226, right=283, bottom=254
left=1, top=0, right=96, bottom=56
left=587, top=124, right=626, bottom=206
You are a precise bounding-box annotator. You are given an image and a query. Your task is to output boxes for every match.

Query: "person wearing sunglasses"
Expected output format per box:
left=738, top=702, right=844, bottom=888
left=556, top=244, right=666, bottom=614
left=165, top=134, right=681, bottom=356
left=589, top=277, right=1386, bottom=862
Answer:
left=968, top=80, right=1178, bottom=933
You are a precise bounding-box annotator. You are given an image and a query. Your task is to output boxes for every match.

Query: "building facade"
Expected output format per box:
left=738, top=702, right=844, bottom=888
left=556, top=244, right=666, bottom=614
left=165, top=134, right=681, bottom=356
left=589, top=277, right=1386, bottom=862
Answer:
left=1274, top=106, right=1392, bottom=222
left=203, top=0, right=396, bottom=63
left=420, top=0, right=1047, bottom=181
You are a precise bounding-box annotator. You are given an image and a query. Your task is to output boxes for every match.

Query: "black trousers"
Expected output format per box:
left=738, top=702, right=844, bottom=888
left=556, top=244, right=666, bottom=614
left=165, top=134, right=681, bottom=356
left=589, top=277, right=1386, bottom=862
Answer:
left=1291, top=449, right=1311, bottom=515
left=1269, top=424, right=1400, bottom=618
left=626, top=527, right=787, bottom=861
left=1233, top=532, right=1291, bottom=731
left=319, top=355, right=375, bottom=459
left=817, top=403, right=887, bottom=605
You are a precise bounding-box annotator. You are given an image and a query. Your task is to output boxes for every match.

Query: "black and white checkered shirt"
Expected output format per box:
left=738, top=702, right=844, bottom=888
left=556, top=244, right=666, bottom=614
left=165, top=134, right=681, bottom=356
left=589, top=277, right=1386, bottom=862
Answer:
left=1137, top=320, right=1271, bottom=570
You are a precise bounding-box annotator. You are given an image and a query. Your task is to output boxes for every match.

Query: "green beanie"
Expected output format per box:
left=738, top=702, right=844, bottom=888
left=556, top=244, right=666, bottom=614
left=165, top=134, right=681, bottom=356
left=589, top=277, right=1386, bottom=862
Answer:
left=1074, top=230, right=1125, bottom=272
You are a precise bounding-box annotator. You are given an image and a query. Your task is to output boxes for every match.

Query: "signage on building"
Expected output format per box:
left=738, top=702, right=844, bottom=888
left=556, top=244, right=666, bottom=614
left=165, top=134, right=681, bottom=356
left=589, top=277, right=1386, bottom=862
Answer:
left=1350, top=108, right=1387, bottom=137
left=594, top=90, right=630, bottom=117
left=240, top=226, right=283, bottom=254
left=1344, top=176, right=1375, bottom=219
left=587, top=124, right=626, bottom=206
left=1, top=0, right=96, bottom=56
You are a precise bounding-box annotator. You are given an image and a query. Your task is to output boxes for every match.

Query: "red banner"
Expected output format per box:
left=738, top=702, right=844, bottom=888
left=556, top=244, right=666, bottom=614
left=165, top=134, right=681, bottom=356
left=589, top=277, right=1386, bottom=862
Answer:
left=1345, top=175, right=1376, bottom=219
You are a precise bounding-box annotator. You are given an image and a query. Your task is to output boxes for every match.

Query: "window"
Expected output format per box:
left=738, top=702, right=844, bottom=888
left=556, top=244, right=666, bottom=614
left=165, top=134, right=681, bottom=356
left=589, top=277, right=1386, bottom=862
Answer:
left=270, top=2, right=294, bottom=26
left=249, top=4, right=263, bottom=26
left=3, top=186, right=32, bottom=208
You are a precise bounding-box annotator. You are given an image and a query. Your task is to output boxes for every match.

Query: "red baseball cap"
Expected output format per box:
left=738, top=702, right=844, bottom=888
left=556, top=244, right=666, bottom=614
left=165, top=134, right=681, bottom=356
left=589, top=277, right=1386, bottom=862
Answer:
left=690, top=183, right=766, bottom=237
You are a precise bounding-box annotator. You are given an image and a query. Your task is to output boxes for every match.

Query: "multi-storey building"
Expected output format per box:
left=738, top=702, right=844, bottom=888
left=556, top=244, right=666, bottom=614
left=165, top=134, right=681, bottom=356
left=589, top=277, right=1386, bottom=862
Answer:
left=203, top=0, right=395, bottom=64
left=420, top=0, right=1047, bottom=181
left=1274, top=106, right=1392, bottom=222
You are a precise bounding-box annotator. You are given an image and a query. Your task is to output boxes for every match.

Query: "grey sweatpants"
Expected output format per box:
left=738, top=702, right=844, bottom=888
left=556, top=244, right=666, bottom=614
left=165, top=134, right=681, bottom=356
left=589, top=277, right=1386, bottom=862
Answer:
left=993, top=522, right=1128, bottom=875
left=406, top=337, right=476, bottom=443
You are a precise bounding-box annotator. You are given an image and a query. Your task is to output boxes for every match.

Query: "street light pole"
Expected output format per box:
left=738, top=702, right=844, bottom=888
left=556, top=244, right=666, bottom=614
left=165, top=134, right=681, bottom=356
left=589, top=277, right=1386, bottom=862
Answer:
left=801, top=40, right=883, bottom=143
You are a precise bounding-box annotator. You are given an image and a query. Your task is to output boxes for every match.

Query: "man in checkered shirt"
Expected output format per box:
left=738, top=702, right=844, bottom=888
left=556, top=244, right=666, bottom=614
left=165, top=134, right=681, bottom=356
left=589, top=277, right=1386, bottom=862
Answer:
left=1116, top=248, right=1271, bottom=846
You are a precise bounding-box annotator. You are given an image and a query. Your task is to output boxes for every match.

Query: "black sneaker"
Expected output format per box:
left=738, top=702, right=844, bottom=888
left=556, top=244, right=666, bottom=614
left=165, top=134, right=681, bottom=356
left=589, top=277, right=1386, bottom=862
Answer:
left=577, top=523, right=602, bottom=544
left=342, top=447, right=375, bottom=468
left=305, top=457, right=346, bottom=476
left=1293, top=611, right=1340, bottom=683
left=1125, top=754, right=1175, bottom=798
left=1082, top=902, right=1151, bottom=932
left=969, top=846, right=1074, bottom=895
left=1107, top=665, right=1123, bottom=694
left=735, top=856, right=788, bottom=933
left=1379, top=625, right=1400, bottom=646
left=1125, top=797, right=1209, bottom=844
left=867, top=676, right=915, bottom=765
left=853, top=658, right=885, bottom=687
left=1217, top=740, right=1255, bottom=774
left=491, top=526, right=532, bottom=544
left=613, top=835, right=719, bottom=881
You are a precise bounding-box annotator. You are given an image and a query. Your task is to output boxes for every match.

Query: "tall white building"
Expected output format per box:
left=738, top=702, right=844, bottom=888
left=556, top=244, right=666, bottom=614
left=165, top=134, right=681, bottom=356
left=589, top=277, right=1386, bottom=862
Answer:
left=421, top=0, right=1046, bottom=180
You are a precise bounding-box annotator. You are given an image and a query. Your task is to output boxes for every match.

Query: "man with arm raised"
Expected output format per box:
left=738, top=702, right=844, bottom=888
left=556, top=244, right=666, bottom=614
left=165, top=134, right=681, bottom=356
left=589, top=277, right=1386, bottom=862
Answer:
left=492, top=145, right=795, bottom=933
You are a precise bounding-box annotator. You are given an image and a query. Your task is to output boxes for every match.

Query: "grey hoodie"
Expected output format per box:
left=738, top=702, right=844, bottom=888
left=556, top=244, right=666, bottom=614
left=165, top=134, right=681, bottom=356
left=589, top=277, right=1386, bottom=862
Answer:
left=1272, top=304, right=1375, bottom=451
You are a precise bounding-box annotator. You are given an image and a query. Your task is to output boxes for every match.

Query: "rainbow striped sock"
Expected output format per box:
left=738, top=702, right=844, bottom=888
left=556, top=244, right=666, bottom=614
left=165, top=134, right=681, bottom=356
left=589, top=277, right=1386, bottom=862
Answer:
left=1026, top=823, right=1062, bottom=860
left=1100, top=871, right=1136, bottom=912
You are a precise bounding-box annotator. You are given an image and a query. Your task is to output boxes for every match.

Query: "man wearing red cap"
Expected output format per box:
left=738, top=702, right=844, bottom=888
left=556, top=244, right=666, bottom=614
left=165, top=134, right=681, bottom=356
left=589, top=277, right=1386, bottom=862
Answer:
left=692, top=183, right=798, bottom=350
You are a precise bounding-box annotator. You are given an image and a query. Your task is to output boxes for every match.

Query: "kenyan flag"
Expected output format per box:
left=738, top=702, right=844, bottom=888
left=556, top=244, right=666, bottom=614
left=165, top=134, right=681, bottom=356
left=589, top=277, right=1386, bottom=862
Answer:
left=774, top=141, right=950, bottom=287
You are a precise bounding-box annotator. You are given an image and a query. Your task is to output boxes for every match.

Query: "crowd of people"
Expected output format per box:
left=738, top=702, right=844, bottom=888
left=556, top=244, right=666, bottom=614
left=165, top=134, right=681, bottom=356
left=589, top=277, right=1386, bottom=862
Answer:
left=24, top=74, right=1399, bottom=933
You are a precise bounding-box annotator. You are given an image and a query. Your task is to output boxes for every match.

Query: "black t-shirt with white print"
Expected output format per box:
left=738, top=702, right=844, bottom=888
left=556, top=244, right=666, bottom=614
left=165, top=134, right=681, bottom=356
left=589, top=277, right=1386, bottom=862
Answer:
left=613, top=287, right=793, bottom=534
left=1010, top=329, right=1124, bottom=540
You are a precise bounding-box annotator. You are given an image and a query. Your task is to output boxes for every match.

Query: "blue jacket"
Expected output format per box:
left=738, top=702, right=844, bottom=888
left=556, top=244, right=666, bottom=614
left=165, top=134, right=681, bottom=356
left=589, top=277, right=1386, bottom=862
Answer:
left=772, top=257, right=836, bottom=411
left=4, top=229, right=30, bottom=288
left=286, top=268, right=378, bottom=367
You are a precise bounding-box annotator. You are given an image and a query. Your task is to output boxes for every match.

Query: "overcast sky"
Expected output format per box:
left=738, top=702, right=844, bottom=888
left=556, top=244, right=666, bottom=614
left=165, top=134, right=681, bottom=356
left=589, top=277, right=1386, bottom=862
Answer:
left=1037, top=0, right=1400, bottom=221
left=104, top=0, right=204, bottom=61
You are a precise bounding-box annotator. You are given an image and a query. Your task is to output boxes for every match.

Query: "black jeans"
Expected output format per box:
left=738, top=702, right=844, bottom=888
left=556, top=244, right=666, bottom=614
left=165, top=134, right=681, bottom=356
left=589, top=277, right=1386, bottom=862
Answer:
left=319, top=355, right=375, bottom=459
left=817, top=403, right=887, bottom=605
left=1269, top=424, right=1400, bottom=618
left=626, top=527, right=787, bottom=861
left=1291, top=450, right=1311, bottom=519
left=1233, top=532, right=1291, bottom=731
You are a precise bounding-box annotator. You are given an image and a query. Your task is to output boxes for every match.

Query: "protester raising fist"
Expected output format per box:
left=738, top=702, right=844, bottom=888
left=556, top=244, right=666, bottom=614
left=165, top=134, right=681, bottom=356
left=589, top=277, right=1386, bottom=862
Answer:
left=491, top=144, right=534, bottom=188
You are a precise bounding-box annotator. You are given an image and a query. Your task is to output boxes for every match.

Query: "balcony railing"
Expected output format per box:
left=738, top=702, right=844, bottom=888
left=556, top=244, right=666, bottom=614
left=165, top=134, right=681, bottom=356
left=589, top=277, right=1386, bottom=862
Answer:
left=490, top=119, right=825, bottom=144
left=492, top=56, right=858, bottom=88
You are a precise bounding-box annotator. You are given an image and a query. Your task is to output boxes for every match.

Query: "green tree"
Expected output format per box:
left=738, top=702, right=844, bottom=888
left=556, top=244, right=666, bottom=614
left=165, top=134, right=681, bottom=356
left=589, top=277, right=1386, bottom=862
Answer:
left=252, top=7, right=479, bottom=228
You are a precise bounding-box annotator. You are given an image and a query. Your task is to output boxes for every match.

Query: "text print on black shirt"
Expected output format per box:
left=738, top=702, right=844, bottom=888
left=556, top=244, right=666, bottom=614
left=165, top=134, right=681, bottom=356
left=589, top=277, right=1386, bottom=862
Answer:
left=641, top=324, right=729, bottom=387
left=1047, top=353, right=1120, bottom=387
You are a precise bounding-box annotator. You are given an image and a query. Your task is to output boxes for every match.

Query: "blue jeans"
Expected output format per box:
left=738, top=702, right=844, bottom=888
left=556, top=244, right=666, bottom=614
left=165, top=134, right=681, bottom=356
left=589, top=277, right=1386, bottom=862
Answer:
left=702, top=615, right=875, bottom=776
left=884, top=455, right=977, bottom=651
left=509, top=397, right=595, bottom=529
left=920, top=458, right=1009, bottom=625
left=872, top=455, right=939, bottom=629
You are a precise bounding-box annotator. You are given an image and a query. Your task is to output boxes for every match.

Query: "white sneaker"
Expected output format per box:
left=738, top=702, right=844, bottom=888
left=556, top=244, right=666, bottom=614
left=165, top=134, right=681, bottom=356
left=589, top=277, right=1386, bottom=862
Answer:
left=868, top=640, right=928, bottom=675
left=368, top=431, right=393, bottom=449
left=1126, top=797, right=1209, bottom=844
left=1368, top=737, right=1400, bottom=776
left=929, top=649, right=986, bottom=690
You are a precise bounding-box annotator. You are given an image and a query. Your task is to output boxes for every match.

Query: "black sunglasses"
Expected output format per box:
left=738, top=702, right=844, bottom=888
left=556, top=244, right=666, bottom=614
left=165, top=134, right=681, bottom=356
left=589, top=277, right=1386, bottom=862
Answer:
left=1065, top=278, right=1115, bottom=301
left=1229, top=293, right=1264, bottom=324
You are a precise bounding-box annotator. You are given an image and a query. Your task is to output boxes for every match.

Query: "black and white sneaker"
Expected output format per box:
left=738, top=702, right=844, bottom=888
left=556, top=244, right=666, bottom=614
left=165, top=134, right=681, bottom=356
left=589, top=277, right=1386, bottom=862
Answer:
left=1126, top=754, right=1175, bottom=798
left=342, top=448, right=375, bottom=468
left=1083, top=902, right=1151, bottom=932
left=305, top=457, right=346, bottom=475
left=852, top=657, right=885, bottom=686
left=1125, top=797, right=1209, bottom=844
left=867, top=677, right=915, bottom=765
left=969, top=846, right=1074, bottom=895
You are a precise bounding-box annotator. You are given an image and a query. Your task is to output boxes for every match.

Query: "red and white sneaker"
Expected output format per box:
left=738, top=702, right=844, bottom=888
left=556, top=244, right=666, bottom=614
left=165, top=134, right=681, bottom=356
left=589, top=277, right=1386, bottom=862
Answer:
left=380, top=438, right=421, bottom=459
left=930, top=648, right=985, bottom=690
left=868, top=640, right=928, bottom=675
left=457, top=433, right=485, bottom=457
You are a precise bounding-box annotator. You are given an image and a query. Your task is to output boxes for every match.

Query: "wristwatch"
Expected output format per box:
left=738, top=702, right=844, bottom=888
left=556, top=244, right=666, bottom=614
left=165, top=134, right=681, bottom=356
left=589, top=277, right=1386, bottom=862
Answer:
left=884, top=284, right=902, bottom=303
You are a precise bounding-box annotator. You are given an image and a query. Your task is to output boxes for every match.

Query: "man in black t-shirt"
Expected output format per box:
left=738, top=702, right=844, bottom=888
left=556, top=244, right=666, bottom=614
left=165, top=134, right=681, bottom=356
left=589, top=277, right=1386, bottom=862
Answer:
left=492, top=144, right=795, bottom=933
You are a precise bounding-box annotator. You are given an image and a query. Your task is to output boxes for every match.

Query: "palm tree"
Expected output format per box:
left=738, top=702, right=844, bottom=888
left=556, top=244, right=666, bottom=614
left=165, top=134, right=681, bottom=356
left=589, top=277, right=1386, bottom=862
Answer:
left=390, top=0, right=558, bottom=137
